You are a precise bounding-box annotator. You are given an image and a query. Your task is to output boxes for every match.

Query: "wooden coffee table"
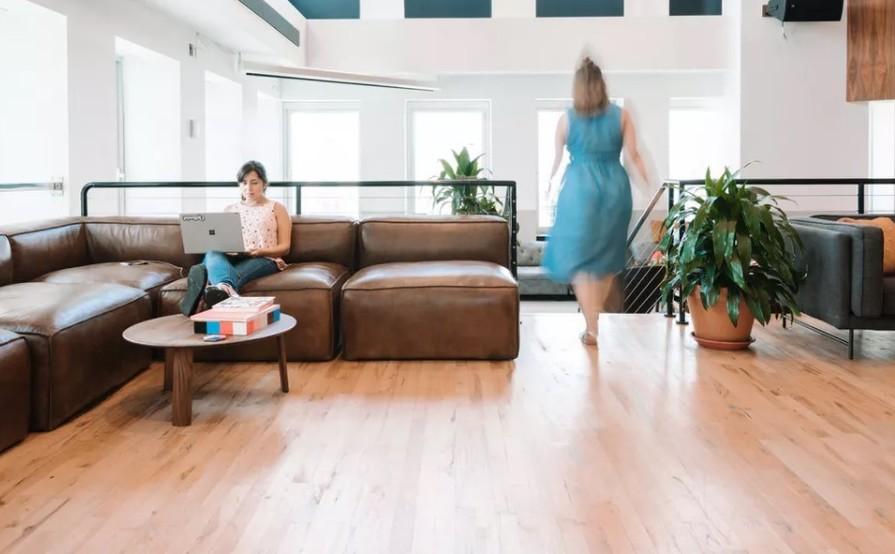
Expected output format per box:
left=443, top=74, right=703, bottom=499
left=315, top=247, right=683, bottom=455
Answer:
left=123, top=314, right=297, bottom=426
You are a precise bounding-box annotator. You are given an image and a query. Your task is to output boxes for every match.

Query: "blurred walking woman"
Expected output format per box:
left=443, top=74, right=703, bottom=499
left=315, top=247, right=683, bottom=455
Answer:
left=543, top=57, right=650, bottom=346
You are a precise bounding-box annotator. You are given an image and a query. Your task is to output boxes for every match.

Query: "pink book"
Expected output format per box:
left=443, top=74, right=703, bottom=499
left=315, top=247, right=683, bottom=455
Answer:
left=191, top=304, right=280, bottom=323
left=210, top=296, right=276, bottom=313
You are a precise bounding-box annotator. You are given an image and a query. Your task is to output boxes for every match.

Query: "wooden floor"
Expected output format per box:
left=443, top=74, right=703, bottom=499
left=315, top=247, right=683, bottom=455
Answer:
left=2, top=314, right=895, bottom=553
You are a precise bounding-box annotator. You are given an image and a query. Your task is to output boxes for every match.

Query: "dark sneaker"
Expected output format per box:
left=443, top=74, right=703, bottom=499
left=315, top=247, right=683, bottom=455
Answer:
left=204, top=285, right=231, bottom=308
left=180, top=264, right=207, bottom=316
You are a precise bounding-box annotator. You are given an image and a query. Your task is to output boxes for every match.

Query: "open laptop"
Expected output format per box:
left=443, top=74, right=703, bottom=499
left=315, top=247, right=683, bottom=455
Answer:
left=179, top=213, right=246, bottom=254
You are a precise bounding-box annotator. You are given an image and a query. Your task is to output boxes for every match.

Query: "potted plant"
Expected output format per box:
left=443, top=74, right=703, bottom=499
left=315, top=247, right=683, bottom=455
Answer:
left=658, top=167, right=804, bottom=349
left=431, top=147, right=503, bottom=216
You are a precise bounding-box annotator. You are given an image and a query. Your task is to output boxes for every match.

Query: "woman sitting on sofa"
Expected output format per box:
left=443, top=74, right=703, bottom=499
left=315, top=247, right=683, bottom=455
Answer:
left=180, top=160, right=292, bottom=315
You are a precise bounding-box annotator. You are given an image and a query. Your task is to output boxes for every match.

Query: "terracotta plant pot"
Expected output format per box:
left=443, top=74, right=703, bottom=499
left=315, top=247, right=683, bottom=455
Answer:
left=688, top=287, right=755, bottom=350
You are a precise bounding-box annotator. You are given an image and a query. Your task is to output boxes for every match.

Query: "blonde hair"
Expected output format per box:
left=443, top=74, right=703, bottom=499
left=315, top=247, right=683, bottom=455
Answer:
left=573, top=57, right=609, bottom=116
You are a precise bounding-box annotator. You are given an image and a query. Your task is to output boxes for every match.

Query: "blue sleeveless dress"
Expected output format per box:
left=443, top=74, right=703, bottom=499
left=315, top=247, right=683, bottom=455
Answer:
left=543, top=104, right=632, bottom=283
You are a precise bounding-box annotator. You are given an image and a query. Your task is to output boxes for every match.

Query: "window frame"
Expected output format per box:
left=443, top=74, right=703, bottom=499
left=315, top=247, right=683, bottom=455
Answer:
left=405, top=99, right=492, bottom=214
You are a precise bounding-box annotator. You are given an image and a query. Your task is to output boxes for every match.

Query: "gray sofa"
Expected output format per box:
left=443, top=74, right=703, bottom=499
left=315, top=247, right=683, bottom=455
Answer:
left=791, top=214, right=895, bottom=358
left=516, top=241, right=572, bottom=297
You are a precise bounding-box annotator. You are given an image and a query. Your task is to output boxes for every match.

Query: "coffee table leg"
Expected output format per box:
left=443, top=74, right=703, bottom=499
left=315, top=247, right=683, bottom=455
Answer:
left=171, top=348, right=194, bottom=426
left=164, top=349, right=173, bottom=392
left=277, top=336, right=289, bottom=393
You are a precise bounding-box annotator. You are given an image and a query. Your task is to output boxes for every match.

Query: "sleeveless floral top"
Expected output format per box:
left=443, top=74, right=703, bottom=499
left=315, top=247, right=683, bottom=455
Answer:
left=225, top=200, right=287, bottom=270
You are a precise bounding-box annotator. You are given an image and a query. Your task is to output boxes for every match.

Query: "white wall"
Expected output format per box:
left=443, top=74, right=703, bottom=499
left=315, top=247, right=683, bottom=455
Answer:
left=306, top=16, right=733, bottom=75
left=25, top=0, right=286, bottom=217
left=0, top=0, right=68, bottom=224
left=737, top=0, right=869, bottom=211
left=360, top=0, right=404, bottom=19
left=282, top=71, right=731, bottom=239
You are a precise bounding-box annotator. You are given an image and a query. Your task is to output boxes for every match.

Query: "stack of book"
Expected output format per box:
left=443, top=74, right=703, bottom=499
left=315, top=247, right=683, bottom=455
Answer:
left=190, top=296, right=281, bottom=336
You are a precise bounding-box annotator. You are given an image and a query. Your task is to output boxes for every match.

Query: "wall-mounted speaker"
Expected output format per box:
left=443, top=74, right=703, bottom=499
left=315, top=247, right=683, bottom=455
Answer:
left=763, top=0, right=844, bottom=21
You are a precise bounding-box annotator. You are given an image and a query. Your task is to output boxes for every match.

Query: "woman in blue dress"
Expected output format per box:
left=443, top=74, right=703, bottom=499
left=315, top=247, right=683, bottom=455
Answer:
left=543, top=57, right=650, bottom=346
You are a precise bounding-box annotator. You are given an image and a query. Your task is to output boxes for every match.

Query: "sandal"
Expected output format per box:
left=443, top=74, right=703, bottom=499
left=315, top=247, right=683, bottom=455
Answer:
left=579, top=331, right=597, bottom=346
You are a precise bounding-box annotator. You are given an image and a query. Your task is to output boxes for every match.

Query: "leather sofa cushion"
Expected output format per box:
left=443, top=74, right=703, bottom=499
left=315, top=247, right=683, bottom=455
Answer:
left=344, top=260, right=517, bottom=291
left=0, top=329, right=30, bottom=452
left=285, top=217, right=356, bottom=268
left=357, top=217, right=510, bottom=269
left=0, top=218, right=88, bottom=284
left=162, top=262, right=348, bottom=293
left=84, top=218, right=200, bottom=269
left=0, top=329, right=22, bottom=347
left=341, top=261, right=519, bottom=361
left=34, top=262, right=182, bottom=292
left=33, top=262, right=182, bottom=315
left=0, top=234, right=11, bottom=286
left=0, top=282, right=148, bottom=336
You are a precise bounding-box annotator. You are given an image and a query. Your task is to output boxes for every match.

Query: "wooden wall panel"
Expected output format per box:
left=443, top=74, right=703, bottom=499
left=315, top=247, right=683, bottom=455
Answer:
left=848, top=0, right=895, bottom=102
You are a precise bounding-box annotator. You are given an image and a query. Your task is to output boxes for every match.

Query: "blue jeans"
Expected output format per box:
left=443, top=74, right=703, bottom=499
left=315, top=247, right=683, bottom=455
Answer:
left=203, top=251, right=278, bottom=291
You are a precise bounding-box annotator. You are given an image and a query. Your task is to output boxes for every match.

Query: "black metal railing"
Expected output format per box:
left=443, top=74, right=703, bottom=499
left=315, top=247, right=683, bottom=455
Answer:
left=661, top=177, right=895, bottom=324
left=80, top=180, right=518, bottom=277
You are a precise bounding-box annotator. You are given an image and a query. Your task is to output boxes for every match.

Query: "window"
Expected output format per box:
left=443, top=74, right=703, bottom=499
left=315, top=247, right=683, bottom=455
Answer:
left=405, top=0, right=490, bottom=18
left=670, top=0, right=722, bottom=16
left=407, top=101, right=490, bottom=215
left=286, top=103, right=360, bottom=218
left=536, top=0, right=623, bottom=17
left=869, top=102, right=895, bottom=213
left=669, top=98, right=726, bottom=181
left=537, top=99, right=624, bottom=231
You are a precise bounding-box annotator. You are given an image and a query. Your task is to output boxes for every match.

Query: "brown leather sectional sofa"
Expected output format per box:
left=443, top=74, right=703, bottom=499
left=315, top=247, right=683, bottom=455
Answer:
left=0, top=215, right=518, bottom=439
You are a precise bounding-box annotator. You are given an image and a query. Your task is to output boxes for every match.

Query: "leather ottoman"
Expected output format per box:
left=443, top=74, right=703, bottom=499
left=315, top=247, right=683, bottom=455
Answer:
left=341, top=260, right=519, bottom=360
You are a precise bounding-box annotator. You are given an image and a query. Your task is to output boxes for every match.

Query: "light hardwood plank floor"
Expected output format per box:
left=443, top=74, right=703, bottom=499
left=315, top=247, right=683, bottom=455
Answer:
left=1, top=314, right=895, bottom=553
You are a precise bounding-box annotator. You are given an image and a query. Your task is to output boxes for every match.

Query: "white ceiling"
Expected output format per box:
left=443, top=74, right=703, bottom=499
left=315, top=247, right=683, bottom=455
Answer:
left=139, top=0, right=304, bottom=65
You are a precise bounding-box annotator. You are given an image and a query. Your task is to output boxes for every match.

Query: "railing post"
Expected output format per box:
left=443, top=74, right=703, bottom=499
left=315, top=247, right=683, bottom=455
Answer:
left=510, top=183, right=517, bottom=279
left=677, top=181, right=688, bottom=325
left=81, top=183, right=91, bottom=216
left=294, top=184, right=302, bottom=215
left=857, top=182, right=865, bottom=214
left=665, top=182, right=674, bottom=318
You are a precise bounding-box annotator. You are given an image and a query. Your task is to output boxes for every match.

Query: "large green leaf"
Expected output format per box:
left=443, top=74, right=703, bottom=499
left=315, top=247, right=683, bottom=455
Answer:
left=659, top=164, right=804, bottom=326
left=726, top=287, right=741, bottom=326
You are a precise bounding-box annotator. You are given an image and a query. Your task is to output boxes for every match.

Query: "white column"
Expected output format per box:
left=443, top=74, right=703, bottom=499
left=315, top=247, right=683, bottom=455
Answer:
left=66, top=11, right=118, bottom=216
left=181, top=57, right=205, bottom=182
left=360, top=0, right=403, bottom=19
left=492, top=0, right=536, bottom=18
